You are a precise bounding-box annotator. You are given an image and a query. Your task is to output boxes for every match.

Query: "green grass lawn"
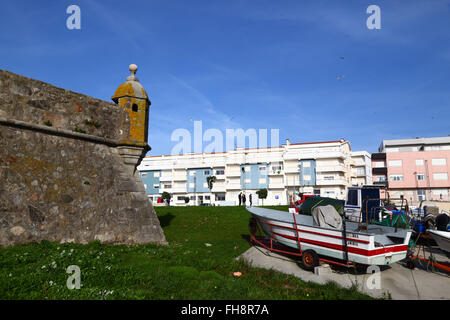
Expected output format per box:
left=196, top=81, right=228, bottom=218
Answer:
left=0, top=205, right=373, bottom=299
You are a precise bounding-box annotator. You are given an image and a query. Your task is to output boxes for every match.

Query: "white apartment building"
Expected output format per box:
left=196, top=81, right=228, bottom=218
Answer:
left=351, top=151, right=372, bottom=186
left=138, top=139, right=372, bottom=206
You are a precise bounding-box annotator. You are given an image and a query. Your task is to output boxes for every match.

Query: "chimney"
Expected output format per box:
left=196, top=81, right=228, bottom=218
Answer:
left=286, top=139, right=290, bottom=146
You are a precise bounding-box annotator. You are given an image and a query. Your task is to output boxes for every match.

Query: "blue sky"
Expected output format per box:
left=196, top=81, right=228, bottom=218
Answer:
left=1, top=0, right=450, bottom=155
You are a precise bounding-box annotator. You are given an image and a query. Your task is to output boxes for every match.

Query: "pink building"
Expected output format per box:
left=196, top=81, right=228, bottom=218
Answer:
left=372, top=137, right=450, bottom=203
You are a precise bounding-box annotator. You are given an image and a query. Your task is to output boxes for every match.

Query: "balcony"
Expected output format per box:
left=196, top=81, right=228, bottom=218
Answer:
left=268, top=182, right=285, bottom=189
left=316, top=178, right=347, bottom=186
left=316, top=165, right=346, bottom=173
left=268, top=170, right=284, bottom=176
left=373, top=181, right=388, bottom=188
left=371, top=152, right=386, bottom=160
left=226, top=183, right=242, bottom=190
left=372, top=167, right=387, bottom=175
left=284, top=167, right=299, bottom=173
left=172, top=175, right=187, bottom=181
left=171, top=187, right=187, bottom=193
left=211, top=185, right=226, bottom=192
left=226, top=170, right=241, bottom=177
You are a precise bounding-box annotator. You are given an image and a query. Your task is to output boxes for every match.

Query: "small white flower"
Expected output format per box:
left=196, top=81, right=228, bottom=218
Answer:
left=41, top=265, right=46, bottom=269
left=8, top=273, right=12, bottom=277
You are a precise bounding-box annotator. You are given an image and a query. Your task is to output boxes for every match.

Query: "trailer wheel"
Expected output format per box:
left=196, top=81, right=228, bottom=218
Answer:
left=302, top=250, right=319, bottom=271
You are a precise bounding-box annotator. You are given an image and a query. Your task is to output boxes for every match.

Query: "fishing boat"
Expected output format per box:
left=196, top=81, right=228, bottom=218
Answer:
left=427, top=230, right=450, bottom=253
left=247, top=206, right=412, bottom=268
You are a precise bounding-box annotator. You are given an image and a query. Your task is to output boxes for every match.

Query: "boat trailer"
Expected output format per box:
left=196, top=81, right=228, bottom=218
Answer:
left=249, top=211, right=355, bottom=271
left=406, top=233, right=450, bottom=273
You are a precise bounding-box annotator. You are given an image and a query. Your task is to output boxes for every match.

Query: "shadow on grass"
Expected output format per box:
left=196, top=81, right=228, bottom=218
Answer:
left=158, top=212, right=175, bottom=227
left=241, top=234, right=251, bottom=244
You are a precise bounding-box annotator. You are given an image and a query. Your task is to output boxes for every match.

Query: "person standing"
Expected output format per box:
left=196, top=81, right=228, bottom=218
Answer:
left=249, top=194, right=252, bottom=206
left=238, top=192, right=242, bottom=206
left=242, top=193, right=246, bottom=206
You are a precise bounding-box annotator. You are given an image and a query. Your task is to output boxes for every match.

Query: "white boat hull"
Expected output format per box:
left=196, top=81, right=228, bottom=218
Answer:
left=428, top=230, right=450, bottom=253
left=248, top=207, right=412, bottom=266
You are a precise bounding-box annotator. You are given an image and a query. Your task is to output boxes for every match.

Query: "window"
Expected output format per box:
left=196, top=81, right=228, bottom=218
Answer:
left=244, top=166, right=250, bottom=172
left=388, top=160, right=402, bottom=167
left=303, top=162, right=311, bottom=168
left=432, top=158, right=446, bottom=166
left=258, top=178, right=266, bottom=184
left=347, top=189, right=358, bottom=206
left=416, top=174, right=425, bottom=181
left=417, top=189, right=426, bottom=201
left=204, top=170, right=210, bottom=175
left=190, top=196, right=196, bottom=200
left=216, top=194, right=225, bottom=201
left=189, top=171, right=196, bottom=176
left=272, top=165, right=283, bottom=171
left=433, top=173, right=448, bottom=180
left=375, top=176, right=386, bottom=182
left=163, top=184, right=172, bottom=189
left=153, top=172, right=160, bottom=178
left=244, top=178, right=251, bottom=184
left=216, top=169, right=224, bottom=175
left=205, top=196, right=210, bottom=200
left=177, top=196, right=185, bottom=201
left=189, top=183, right=195, bottom=188
left=324, top=176, right=334, bottom=180
left=313, top=189, right=321, bottom=196
left=356, top=168, right=365, bottom=176
left=432, top=189, right=448, bottom=196
left=325, top=191, right=335, bottom=196
left=153, top=184, right=160, bottom=189
left=259, top=166, right=267, bottom=172
left=132, top=104, right=139, bottom=112
left=203, top=182, right=208, bottom=188
left=390, top=174, right=404, bottom=181
left=141, top=173, right=147, bottom=177
left=303, top=175, right=311, bottom=181
left=144, top=184, right=147, bottom=189
left=416, top=159, right=424, bottom=166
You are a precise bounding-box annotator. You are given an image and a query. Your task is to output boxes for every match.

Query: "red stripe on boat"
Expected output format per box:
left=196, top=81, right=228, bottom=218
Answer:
left=262, top=220, right=370, bottom=244
left=271, top=231, right=407, bottom=257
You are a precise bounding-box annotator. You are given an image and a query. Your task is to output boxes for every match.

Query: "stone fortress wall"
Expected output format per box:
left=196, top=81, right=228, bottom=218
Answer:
left=0, top=68, right=167, bottom=246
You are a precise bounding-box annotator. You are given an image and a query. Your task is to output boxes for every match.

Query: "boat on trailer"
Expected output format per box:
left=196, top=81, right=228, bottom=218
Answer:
left=427, top=230, right=450, bottom=253
left=247, top=206, right=412, bottom=269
